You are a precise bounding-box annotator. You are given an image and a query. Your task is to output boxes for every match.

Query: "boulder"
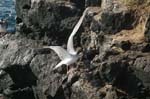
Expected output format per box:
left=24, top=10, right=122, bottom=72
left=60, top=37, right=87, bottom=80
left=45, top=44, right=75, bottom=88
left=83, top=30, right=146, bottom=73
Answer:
left=15, top=0, right=82, bottom=42
left=91, top=1, right=136, bottom=34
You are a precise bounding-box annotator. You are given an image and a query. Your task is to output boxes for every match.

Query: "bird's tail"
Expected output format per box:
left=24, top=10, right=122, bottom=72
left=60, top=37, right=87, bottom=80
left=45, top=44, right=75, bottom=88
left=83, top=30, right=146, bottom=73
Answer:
left=53, top=61, right=65, bottom=70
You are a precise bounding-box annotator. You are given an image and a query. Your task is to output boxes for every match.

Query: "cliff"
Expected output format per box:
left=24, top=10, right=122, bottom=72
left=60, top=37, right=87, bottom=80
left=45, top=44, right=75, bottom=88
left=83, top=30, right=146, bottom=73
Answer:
left=0, top=0, right=150, bottom=99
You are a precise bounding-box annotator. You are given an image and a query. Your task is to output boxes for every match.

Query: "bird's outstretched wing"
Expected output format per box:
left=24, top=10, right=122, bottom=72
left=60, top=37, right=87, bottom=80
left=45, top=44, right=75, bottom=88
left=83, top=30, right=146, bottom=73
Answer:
left=67, top=8, right=89, bottom=55
left=44, top=46, right=71, bottom=60
left=53, top=60, right=65, bottom=70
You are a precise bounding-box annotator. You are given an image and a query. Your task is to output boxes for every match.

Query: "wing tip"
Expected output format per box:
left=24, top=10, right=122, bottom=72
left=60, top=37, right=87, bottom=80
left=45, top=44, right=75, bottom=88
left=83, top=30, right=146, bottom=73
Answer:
left=43, top=46, right=50, bottom=48
left=43, top=46, right=56, bottom=49
left=53, top=65, right=59, bottom=71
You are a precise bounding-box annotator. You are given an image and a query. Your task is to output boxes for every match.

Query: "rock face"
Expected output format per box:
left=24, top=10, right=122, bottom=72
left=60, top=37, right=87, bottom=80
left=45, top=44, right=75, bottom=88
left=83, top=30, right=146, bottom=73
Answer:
left=16, top=0, right=82, bottom=44
left=144, top=14, right=150, bottom=42
left=0, top=0, right=150, bottom=99
left=91, top=1, right=136, bottom=34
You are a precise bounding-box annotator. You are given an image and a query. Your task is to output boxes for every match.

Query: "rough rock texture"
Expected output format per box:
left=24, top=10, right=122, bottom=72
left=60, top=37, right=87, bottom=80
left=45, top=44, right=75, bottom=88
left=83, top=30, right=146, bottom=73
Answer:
left=144, top=14, right=150, bottom=42
left=91, top=1, right=137, bottom=34
left=0, top=0, right=150, bottom=99
left=16, top=0, right=82, bottom=44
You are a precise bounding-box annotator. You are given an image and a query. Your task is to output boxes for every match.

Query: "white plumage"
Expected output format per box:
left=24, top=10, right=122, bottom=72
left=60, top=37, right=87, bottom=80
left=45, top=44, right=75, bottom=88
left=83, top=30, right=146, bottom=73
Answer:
left=44, top=8, right=89, bottom=70
left=0, top=19, right=7, bottom=33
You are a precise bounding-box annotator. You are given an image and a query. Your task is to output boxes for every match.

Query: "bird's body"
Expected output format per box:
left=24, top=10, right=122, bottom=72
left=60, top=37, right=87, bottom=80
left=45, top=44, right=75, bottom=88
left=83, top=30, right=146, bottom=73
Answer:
left=48, top=46, right=79, bottom=70
left=0, top=19, right=7, bottom=33
left=0, top=26, right=6, bottom=33
left=55, top=54, right=78, bottom=69
left=45, top=8, right=89, bottom=72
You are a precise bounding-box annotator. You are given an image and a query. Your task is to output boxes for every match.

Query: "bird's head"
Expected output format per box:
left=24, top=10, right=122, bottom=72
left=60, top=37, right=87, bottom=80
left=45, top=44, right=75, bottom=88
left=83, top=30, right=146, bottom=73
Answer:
left=76, top=47, right=83, bottom=58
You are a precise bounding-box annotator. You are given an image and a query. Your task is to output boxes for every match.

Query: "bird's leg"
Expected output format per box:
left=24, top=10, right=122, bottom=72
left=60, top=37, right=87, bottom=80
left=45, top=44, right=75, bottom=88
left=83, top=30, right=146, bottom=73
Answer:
left=67, top=65, right=69, bottom=74
left=67, top=65, right=71, bottom=74
left=67, top=64, right=76, bottom=74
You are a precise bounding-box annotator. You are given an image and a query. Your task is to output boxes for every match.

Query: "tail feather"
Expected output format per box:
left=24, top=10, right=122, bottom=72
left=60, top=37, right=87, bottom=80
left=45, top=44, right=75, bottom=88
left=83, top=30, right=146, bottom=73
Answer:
left=43, top=46, right=71, bottom=60
left=53, top=61, right=65, bottom=70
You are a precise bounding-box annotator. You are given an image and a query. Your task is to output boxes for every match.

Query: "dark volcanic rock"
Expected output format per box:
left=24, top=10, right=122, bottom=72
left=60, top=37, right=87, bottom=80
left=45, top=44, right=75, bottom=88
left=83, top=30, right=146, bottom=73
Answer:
left=30, top=54, right=65, bottom=98
left=0, top=73, right=13, bottom=93
left=3, top=87, right=35, bottom=99
left=71, top=79, right=102, bottom=99
left=104, top=87, right=118, bottom=99
left=0, top=0, right=150, bottom=99
left=112, top=40, right=131, bottom=51
left=119, top=40, right=131, bottom=51
left=141, top=43, right=150, bottom=52
left=85, top=0, right=101, bottom=7
left=99, top=57, right=128, bottom=84
left=0, top=34, right=67, bottom=99
left=91, top=2, right=136, bottom=34
left=144, top=14, right=150, bottom=42
left=134, top=56, right=150, bottom=74
left=104, top=9, right=135, bottom=33
left=15, top=0, right=82, bottom=43
left=70, top=0, right=85, bottom=8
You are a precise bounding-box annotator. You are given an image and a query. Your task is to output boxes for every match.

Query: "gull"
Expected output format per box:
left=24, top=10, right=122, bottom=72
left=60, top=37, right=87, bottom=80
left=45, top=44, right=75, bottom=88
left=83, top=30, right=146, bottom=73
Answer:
left=0, top=19, right=7, bottom=33
left=44, top=8, right=89, bottom=72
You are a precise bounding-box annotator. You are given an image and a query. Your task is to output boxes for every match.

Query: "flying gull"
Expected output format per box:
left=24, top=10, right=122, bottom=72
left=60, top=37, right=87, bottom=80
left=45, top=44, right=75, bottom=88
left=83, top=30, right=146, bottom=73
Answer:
left=44, top=8, right=89, bottom=73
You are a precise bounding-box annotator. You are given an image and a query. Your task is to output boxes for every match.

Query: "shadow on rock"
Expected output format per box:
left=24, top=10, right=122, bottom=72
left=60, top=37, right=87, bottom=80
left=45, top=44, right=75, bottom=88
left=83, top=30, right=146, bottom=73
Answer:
left=4, top=64, right=37, bottom=88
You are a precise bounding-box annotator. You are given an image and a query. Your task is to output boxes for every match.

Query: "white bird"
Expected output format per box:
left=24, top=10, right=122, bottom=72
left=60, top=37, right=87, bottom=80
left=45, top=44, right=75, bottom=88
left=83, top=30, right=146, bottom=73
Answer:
left=0, top=19, right=7, bottom=33
left=44, top=8, right=89, bottom=72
